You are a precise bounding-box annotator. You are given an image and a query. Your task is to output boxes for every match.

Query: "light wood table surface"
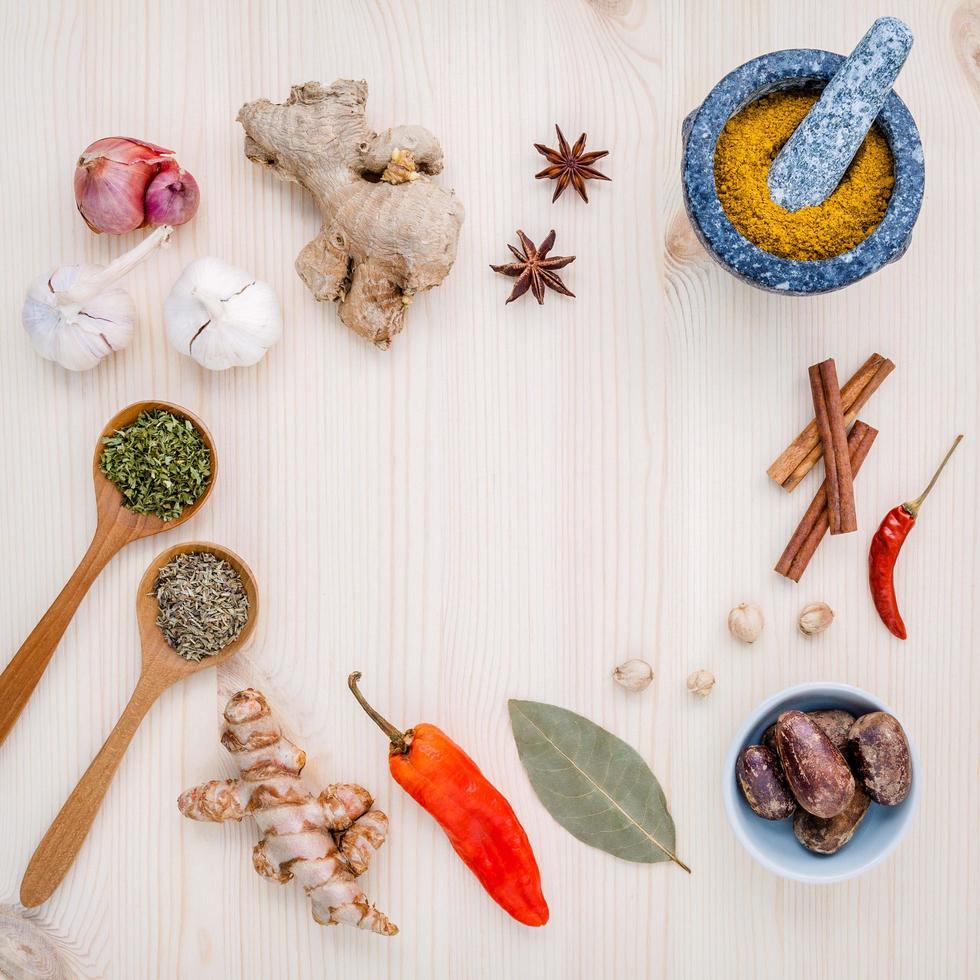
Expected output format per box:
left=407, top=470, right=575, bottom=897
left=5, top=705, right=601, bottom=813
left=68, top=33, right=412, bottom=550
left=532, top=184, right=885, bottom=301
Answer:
left=0, top=1, right=976, bottom=977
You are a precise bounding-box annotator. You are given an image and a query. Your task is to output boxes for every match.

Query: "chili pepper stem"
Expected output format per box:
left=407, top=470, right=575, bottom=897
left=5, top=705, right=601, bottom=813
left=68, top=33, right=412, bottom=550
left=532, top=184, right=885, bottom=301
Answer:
left=904, top=435, right=963, bottom=517
left=348, top=671, right=410, bottom=754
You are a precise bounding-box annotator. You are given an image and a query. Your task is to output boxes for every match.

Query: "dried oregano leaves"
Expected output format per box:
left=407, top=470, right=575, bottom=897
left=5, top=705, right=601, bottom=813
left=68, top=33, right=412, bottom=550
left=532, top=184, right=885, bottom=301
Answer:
left=154, top=552, right=248, bottom=661
left=100, top=409, right=211, bottom=522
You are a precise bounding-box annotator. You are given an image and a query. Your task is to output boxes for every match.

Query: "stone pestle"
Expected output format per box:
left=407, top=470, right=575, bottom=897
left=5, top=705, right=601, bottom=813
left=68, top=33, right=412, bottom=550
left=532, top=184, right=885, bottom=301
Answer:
left=767, top=17, right=913, bottom=213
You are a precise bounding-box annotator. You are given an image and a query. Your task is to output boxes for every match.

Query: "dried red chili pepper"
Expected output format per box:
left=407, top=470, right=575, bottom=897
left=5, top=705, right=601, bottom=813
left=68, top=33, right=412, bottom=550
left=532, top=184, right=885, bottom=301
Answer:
left=869, top=436, right=962, bottom=639
left=348, top=672, right=549, bottom=927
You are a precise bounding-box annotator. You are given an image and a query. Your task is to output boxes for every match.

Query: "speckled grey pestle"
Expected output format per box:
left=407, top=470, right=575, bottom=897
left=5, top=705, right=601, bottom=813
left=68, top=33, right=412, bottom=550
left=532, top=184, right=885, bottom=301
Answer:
left=768, top=17, right=913, bottom=212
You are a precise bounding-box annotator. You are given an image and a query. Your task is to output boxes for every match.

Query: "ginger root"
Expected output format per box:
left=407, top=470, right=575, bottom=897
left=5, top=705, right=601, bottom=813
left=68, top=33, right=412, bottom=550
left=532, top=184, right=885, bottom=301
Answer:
left=237, top=80, right=464, bottom=349
left=178, top=689, right=396, bottom=936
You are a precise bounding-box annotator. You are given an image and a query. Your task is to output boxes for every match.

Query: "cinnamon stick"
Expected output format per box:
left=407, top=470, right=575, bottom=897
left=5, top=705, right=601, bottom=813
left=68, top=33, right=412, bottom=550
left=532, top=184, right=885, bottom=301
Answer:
left=768, top=354, right=894, bottom=491
left=775, top=421, right=878, bottom=581
left=810, top=359, right=855, bottom=534
left=782, top=356, right=892, bottom=491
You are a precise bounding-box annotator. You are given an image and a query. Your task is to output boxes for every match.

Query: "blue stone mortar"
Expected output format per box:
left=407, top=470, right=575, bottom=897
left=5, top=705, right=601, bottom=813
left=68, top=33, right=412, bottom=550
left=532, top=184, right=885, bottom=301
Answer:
left=681, top=49, right=925, bottom=295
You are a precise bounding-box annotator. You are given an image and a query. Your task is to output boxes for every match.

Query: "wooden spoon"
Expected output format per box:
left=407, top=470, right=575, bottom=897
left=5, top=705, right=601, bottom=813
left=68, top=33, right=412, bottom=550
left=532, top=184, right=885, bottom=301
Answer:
left=0, top=401, right=216, bottom=748
left=19, top=541, right=257, bottom=908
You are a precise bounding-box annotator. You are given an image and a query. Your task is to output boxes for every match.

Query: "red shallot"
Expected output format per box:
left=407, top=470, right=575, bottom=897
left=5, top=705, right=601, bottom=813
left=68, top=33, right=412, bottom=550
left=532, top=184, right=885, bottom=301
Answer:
left=74, top=137, right=199, bottom=234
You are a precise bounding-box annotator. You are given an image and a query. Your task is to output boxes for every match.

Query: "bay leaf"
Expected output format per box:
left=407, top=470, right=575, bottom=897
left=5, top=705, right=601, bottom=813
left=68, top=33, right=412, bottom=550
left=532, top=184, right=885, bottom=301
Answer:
left=508, top=699, right=690, bottom=871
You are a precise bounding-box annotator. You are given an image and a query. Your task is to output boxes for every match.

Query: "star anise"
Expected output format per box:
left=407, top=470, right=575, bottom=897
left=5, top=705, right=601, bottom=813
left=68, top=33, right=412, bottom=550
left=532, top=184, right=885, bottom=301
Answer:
left=534, top=125, right=611, bottom=203
left=490, top=230, right=575, bottom=305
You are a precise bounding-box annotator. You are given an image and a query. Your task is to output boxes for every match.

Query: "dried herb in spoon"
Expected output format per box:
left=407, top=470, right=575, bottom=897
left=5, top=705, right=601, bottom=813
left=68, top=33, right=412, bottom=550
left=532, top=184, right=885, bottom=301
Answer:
left=154, top=552, right=248, bottom=661
left=100, top=409, right=210, bottom=522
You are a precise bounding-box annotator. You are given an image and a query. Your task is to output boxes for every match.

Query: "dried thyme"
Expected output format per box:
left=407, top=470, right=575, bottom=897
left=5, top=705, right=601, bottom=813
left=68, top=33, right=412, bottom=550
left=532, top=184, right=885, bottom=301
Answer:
left=100, top=409, right=211, bottom=522
left=154, top=552, right=248, bottom=661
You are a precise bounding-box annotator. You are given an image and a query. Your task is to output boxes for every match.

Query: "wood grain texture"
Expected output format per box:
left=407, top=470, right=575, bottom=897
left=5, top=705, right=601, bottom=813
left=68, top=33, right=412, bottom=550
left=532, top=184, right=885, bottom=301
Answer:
left=0, top=0, right=976, bottom=977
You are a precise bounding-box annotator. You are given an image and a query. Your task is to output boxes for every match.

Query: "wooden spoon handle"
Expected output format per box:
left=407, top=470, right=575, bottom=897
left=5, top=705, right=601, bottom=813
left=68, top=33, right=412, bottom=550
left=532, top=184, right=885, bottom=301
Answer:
left=20, top=669, right=168, bottom=907
left=0, top=519, right=131, bottom=747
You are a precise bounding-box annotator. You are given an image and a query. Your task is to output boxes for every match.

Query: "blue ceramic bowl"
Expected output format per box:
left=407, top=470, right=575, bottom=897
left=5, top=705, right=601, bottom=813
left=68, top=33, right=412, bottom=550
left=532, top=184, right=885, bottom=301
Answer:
left=722, top=682, right=919, bottom=883
left=682, top=49, right=925, bottom=294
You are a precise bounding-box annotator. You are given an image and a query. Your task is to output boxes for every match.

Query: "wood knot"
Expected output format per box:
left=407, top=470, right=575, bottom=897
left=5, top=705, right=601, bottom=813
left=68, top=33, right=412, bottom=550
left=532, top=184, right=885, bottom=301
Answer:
left=665, top=209, right=707, bottom=266
left=0, top=907, right=71, bottom=980
left=952, top=4, right=980, bottom=108
left=586, top=0, right=633, bottom=14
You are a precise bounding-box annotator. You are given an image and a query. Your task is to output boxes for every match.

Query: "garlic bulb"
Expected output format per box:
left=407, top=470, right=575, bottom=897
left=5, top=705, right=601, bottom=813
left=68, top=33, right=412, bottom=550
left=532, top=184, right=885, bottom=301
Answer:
left=165, top=258, right=282, bottom=370
left=687, top=669, right=716, bottom=698
left=22, top=225, right=173, bottom=371
left=728, top=602, right=764, bottom=643
left=799, top=602, right=834, bottom=636
left=612, top=659, right=654, bottom=692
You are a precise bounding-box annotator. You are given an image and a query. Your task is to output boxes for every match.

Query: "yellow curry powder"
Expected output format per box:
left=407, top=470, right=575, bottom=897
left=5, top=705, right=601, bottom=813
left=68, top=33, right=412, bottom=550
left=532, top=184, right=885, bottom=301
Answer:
left=714, top=91, right=894, bottom=261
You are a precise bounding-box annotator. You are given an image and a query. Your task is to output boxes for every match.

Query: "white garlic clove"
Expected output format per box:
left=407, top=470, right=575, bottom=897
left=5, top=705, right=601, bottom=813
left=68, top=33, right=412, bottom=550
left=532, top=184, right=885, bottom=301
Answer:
left=165, top=257, right=282, bottom=371
left=728, top=602, right=764, bottom=643
left=612, top=659, right=654, bottom=692
left=799, top=602, right=834, bottom=636
left=23, top=267, right=136, bottom=371
left=687, top=669, right=716, bottom=698
left=21, top=225, right=171, bottom=372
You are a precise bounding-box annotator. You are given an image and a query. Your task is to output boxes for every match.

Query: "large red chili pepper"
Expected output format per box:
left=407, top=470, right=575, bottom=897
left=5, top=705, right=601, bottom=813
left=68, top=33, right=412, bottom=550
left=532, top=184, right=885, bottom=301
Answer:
left=348, top=672, right=549, bottom=927
left=869, top=436, right=962, bottom=639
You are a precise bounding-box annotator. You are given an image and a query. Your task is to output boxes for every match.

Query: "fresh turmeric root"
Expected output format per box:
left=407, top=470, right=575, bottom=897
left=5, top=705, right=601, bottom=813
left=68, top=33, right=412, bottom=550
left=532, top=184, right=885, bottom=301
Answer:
left=178, top=689, right=397, bottom=936
left=237, top=79, right=464, bottom=349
